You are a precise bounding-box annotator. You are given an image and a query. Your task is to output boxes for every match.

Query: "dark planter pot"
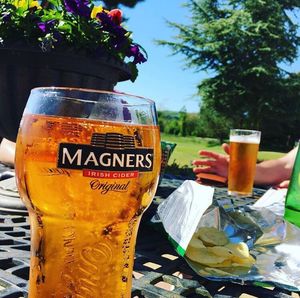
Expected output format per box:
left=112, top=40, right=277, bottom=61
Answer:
left=0, top=48, right=132, bottom=142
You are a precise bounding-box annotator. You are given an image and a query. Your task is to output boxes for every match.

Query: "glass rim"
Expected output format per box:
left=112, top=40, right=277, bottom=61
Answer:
left=31, top=87, right=155, bottom=106
left=230, top=129, right=261, bottom=134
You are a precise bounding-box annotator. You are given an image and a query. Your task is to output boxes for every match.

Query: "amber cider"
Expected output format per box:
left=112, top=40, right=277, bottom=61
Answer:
left=15, top=114, right=161, bottom=297
left=228, top=135, right=259, bottom=196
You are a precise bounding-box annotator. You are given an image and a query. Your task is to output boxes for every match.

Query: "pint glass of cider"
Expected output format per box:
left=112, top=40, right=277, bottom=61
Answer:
left=228, top=129, right=261, bottom=197
left=15, top=88, right=161, bottom=297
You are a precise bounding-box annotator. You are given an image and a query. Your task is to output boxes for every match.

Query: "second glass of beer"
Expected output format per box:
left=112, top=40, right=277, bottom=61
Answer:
left=228, top=129, right=261, bottom=197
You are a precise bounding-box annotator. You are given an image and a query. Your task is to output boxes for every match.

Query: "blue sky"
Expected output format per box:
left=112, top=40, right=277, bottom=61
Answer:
left=116, top=0, right=300, bottom=113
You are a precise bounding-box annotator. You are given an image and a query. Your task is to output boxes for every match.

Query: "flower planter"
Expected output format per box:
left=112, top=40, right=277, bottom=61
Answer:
left=0, top=47, right=132, bottom=142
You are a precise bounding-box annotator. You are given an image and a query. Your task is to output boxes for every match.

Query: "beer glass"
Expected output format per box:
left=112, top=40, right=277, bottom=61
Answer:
left=228, top=129, right=261, bottom=197
left=15, top=88, right=161, bottom=297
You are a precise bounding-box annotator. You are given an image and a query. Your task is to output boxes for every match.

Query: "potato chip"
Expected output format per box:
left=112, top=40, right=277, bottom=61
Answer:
left=225, top=242, right=250, bottom=259
left=231, top=255, right=255, bottom=266
left=196, top=227, right=229, bottom=246
left=207, top=245, right=233, bottom=258
left=185, top=246, right=227, bottom=265
left=186, top=227, right=255, bottom=271
left=207, top=259, right=232, bottom=268
left=189, top=235, right=205, bottom=249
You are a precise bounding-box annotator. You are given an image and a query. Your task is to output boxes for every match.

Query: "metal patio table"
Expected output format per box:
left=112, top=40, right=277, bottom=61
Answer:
left=0, top=164, right=299, bottom=298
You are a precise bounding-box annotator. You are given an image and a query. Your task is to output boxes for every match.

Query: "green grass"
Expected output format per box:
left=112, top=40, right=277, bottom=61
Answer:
left=161, top=133, right=286, bottom=167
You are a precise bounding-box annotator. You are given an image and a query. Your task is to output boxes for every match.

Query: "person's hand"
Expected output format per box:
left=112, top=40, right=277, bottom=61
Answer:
left=275, top=180, right=290, bottom=189
left=192, top=143, right=230, bottom=178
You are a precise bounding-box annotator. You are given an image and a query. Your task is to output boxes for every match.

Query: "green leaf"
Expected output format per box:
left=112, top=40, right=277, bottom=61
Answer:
left=57, top=20, right=72, bottom=33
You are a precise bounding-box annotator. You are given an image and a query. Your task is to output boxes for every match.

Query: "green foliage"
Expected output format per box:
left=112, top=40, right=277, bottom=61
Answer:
left=158, top=110, right=179, bottom=135
left=260, top=73, right=300, bottom=150
left=178, top=107, right=187, bottom=136
left=197, top=101, right=233, bottom=142
left=184, top=113, right=203, bottom=136
left=158, top=0, right=300, bottom=150
left=158, top=110, right=202, bottom=137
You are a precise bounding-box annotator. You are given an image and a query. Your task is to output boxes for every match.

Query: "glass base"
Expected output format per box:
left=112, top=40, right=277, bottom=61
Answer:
left=228, top=190, right=252, bottom=197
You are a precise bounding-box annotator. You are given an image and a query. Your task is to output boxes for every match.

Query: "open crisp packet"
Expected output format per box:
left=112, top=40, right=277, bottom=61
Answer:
left=154, top=181, right=300, bottom=291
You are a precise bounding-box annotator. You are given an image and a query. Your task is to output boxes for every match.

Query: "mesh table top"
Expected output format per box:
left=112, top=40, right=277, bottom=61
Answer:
left=0, top=176, right=298, bottom=298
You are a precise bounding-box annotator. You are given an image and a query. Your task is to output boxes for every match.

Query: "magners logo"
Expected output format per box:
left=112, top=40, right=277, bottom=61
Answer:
left=57, top=133, right=154, bottom=177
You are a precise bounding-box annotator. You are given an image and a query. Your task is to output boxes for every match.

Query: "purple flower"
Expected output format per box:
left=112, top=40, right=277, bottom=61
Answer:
left=63, top=0, right=91, bottom=18
left=97, top=12, right=147, bottom=65
left=128, top=45, right=147, bottom=64
left=97, top=12, right=126, bottom=35
left=98, top=12, right=127, bottom=38
left=37, top=20, right=56, bottom=33
left=96, top=12, right=129, bottom=51
left=1, top=12, right=11, bottom=22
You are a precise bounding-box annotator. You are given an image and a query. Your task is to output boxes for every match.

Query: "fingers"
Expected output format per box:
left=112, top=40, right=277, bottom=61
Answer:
left=193, top=159, right=216, bottom=167
left=193, top=159, right=217, bottom=174
left=193, top=147, right=230, bottom=178
left=222, top=143, right=230, bottom=155
left=193, top=166, right=215, bottom=174
left=198, top=150, right=223, bottom=160
left=276, top=180, right=290, bottom=189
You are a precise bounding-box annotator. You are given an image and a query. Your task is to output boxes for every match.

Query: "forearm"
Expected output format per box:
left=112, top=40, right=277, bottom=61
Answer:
left=254, top=160, right=291, bottom=185
left=254, top=147, right=297, bottom=186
